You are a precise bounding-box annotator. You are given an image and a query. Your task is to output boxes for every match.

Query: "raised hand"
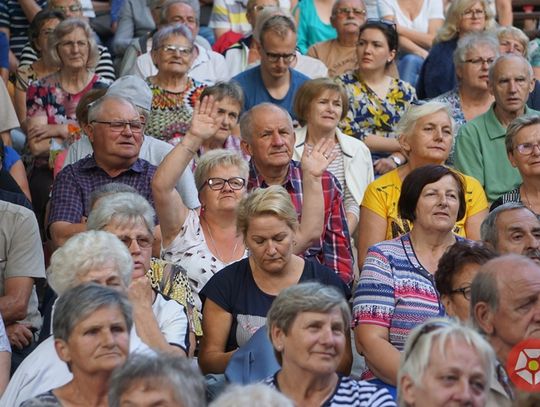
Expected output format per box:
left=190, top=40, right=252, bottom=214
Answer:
left=188, top=95, right=220, bottom=141
left=301, top=137, right=337, bottom=178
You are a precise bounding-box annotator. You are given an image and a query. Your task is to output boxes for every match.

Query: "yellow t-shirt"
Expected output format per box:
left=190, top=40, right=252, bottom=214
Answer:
left=361, top=168, right=488, bottom=240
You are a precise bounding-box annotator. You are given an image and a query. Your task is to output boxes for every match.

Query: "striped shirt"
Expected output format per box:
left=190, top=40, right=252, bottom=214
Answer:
left=18, top=42, right=116, bottom=83
left=353, top=233, right=450, bottom=380
left=0, top=0, right=47, bottom=58
left=264, top=374, right=397, bottom=407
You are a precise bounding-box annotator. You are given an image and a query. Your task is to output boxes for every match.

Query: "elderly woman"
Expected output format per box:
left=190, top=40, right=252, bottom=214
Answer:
left=357, top=101, right=488, bottom=266
left=21, top=284, right=132, bottom=407
left=293, top=78, right=374, bottom=234
left=25, top=17, right=109, bottom=231
left=433, top=32, right=498, bottom=138
left=153, top=96, right=332, bottom=310
left=492, top=115, right=540, bottom=211
left=198, top=186, right=350, bottom=375
left=108, top=353, right=206, bottom=407
left=398, top=319, right=495, bottom=407
left=417, top=0, right=497, bottom=99
left=435, top=241, right=496, bottom=321
left=14, top=10, right=64, bottom=126
left=264, top=282, right=396, bottom=406
left=87, top=192, right=193, bottom=354
left=146, top=23, right=206, bottom=144
left=354, top=164, right=470, bottom=396
left=337, top=20, right=416, bottom=176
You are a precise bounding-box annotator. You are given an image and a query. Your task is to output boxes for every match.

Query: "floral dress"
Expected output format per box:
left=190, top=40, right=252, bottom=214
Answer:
left=145, top=77, right=206, bottom=145
left=336, top=73, right=416, bottom=162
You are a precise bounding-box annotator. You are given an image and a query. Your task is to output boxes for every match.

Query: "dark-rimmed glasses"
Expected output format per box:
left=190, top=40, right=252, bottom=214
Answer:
left=464, top=57, right=495, bottom=66
left=118, top=235, right=154, bottom=249
left=52, top=4, right=82, bottom=13
left=261, top=49, right=297, bottom=64
left=462, top=8, right=485, bottom=18
left=404, top=321, right=450, bottom=361
left=515, top=142, right=540, bottom=156
left=449, top=285, right=472, bottom=300
left=202, top=177, right=246, bottom=191
left=91, top=120, right=145, bottom=133
left=335, top=7, right=366, bottom=17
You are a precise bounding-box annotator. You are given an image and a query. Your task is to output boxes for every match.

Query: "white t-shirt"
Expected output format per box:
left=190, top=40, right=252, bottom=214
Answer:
left=379, top=0, right=444, bottom=33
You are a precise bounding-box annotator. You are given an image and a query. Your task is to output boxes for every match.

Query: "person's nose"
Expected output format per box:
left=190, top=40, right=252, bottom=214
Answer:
left=100, top=328, right=116, bottom=347
left=526, top=232, right=540, bottom=250
left=453, top=379, right=474, bottom=404
left=270, top=131, right=285, bottom=146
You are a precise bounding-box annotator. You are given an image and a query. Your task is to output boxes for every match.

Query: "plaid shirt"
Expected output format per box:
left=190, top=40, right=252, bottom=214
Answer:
left=248, top=160, right=354, bottom=284
left=48, top=155, right=156, bottom=225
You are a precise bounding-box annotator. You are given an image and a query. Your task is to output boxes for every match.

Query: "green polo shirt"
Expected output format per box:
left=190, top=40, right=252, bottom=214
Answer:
left=454, top=104, right=532, bottom=202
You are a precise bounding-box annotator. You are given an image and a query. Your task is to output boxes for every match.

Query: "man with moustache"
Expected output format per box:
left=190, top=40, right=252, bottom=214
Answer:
left=307, top=0, right=367, bottom=78
left=480, top=202, right=540, bottom=263
left=471, top=254, right=540, bottom=405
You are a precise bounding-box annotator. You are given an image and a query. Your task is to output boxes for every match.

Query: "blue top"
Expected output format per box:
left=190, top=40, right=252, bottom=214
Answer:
left=232, top=66, right=309, bottom=121
left=0, top=31, right=8, bottom=69
left=294, top=0, right=337, bottom=54
left=3, top=146, right=20, bottom=172
left=416, top=38, right=458, bottom=99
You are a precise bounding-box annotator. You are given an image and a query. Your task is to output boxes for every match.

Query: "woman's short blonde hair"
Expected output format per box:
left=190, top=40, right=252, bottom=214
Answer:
left=497, top=26, right=530, bottom=59
left=194, top=149, right=249, bottom=192
left=46, top=17, right=99, bottom=69
left=293, top=78, right=349, bottom=127
left=435, top=0, right=495, bottom=43
left=236, top=185, right=299, bottom=238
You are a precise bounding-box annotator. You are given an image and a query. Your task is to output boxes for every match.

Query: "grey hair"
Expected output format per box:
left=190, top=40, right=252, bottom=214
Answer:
left=160, top=0, right=200, bottom=23
left=88, top=95, right=139, bottom=124
left=453, top=31, right=499, bottom=68
left=497, top=26, right=530, bottom=58
left=194, top=149, right=249, bottom=192
left=505, top=114, right=540, bottom=153
left=108, top=352, right=206, bottom=407
left=488, top=53, right=533, bottom=85
left=151, top=22, right=194, bottom=51
left=89, top=183, right=139, bottom=210
left=266, top=282, right=350, bottom=364
left=209, top=384, right=294, bottom=407
left=239, top=102, right=293, bottom=143
left=397, top=318, right=494, bottom=407
left=480, top=202, right=531, bottom=247
left=396, top=101, right=454, bottom=137
left=470, top=259, right=502, bottom=331
left=253, top=8, right=296, bottom=46
left=200, top=81, right=244, bottom=108
left=87, top=192, right=155, bottom=234
left=53, top=283, right=133, bottom=342
left=46, top=17, right=99, bottom=69
left=47, top=231, right=133, bottom=295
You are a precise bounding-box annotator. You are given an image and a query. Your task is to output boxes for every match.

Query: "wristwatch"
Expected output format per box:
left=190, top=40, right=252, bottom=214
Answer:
left=390, top=155, right=403, bottom=167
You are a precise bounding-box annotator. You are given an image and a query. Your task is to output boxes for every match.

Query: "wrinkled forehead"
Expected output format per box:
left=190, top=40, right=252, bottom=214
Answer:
left=95, top=99, right=140, bottom=120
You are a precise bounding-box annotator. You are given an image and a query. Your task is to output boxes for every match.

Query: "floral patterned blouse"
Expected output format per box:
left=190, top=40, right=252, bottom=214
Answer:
left=146, top=77, right=206, bottom=145
left=433, top=88, right=467, bottom=165
left=336, top=72, right=417, bottom=141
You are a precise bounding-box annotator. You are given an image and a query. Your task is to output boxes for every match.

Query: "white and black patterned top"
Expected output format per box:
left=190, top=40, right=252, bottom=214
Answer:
left=20, top=390, right=61, bottom=407
left=264, top=374, right=397, bottom=407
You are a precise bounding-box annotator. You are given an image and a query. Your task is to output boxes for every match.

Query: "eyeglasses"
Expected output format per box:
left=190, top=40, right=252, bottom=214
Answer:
left=404, top=321, right=450, bottom=361
left=515, top=142, right=540, bottom=155
left=449, top=285, right=472, bottom=300
left=250, top=4, right=274, bottom=12
left=91, top=120, right=145, bottom=133
left=262, top=49, right=297, bottom=64
left=202, top=177, right=246, bottom=191
left=52, top=4, right=82, bottom=13
left=335, top=7, right=366, bottom=17
left=118, top=235, right=154, bottom=249
left=462, top=8, right=485, bottom=18
left=366, top=18, right=397, bottom=29
left=160, top=44, right=193, bottom=56
left=169, top=15, right=197, bottom=24
left=464, top=57, right=495, bottom=66
left=59, top=40, right=88, bottom=49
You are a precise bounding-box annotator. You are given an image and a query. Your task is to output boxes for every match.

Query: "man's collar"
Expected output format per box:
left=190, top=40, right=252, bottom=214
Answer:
left=249, top=160, right=299, bottom=189
left=81, top=155, right=145, bottom=174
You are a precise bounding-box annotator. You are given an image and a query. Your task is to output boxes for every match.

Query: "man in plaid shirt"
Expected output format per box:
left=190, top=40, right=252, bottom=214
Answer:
left=240, top=102, right=354, bottom=284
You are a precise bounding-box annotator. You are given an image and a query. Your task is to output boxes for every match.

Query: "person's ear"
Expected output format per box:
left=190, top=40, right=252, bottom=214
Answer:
left=400, top=374, right=417, bottom=406
left=54, top=338, right=72, bottom=364
left=474, top=302, right=495, bottom=335
left=271, top=325, right=286, bottom=352
left=441, top=294, right=455, bottom=318
left=241, top=139, right=253, bottom=157
left=398, top=133, right=411, bottom=155
left=507, top=150, right=518, bottom=168
left=86, top=122, right=95, bottom=143
left=388, top=48, right=397, bottom=64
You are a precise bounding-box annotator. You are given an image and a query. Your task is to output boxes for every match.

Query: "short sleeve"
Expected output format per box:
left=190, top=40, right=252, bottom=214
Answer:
left=25, top=81, right=47, bottom=118
left=352, top=245, right=396, bottom=328
left=199, top=262, right=243, bottom=313
left=361, top=181, right=389, bottom=219
left=427, top=0, right=444, bottom=19
left=48, top=166, right=85, bottom=224
left=3, top=146, right=20, bottom=171
left=463, top=174, right=488, bottom=217
left=378, top=0, right=394, bottom=17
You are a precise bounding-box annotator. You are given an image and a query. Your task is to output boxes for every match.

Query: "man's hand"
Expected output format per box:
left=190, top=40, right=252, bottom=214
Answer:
left=6, top=323, right=33, bottom=349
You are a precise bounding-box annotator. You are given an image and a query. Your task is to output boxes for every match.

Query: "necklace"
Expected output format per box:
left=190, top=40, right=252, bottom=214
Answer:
left=202, top=217, right=241, bottom=264
left=522, top=186, right=538, bottom=212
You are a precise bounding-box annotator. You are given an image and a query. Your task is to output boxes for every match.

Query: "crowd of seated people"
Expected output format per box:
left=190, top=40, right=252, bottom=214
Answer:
left=2, top=0, right=540, bottom=404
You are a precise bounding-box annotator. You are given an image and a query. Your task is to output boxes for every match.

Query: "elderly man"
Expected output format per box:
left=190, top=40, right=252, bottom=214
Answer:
left=455, top=54, right=538, bottom=202
left=0, top=200, right=44, bottom=374
left=48, top=95, right=155, bottom=248
left=471, top=254, right=540, bottom=405
left=307, top=0, right=366, bottom=77
left=240, top=103, right=354, bottom=284
left=232, top=10, right=309, bottom=121
left=131, top=0, right=227, bottom=84
left=16, top=0, right=116, bottom=82
left=480, top=202, right=540, bottom=263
